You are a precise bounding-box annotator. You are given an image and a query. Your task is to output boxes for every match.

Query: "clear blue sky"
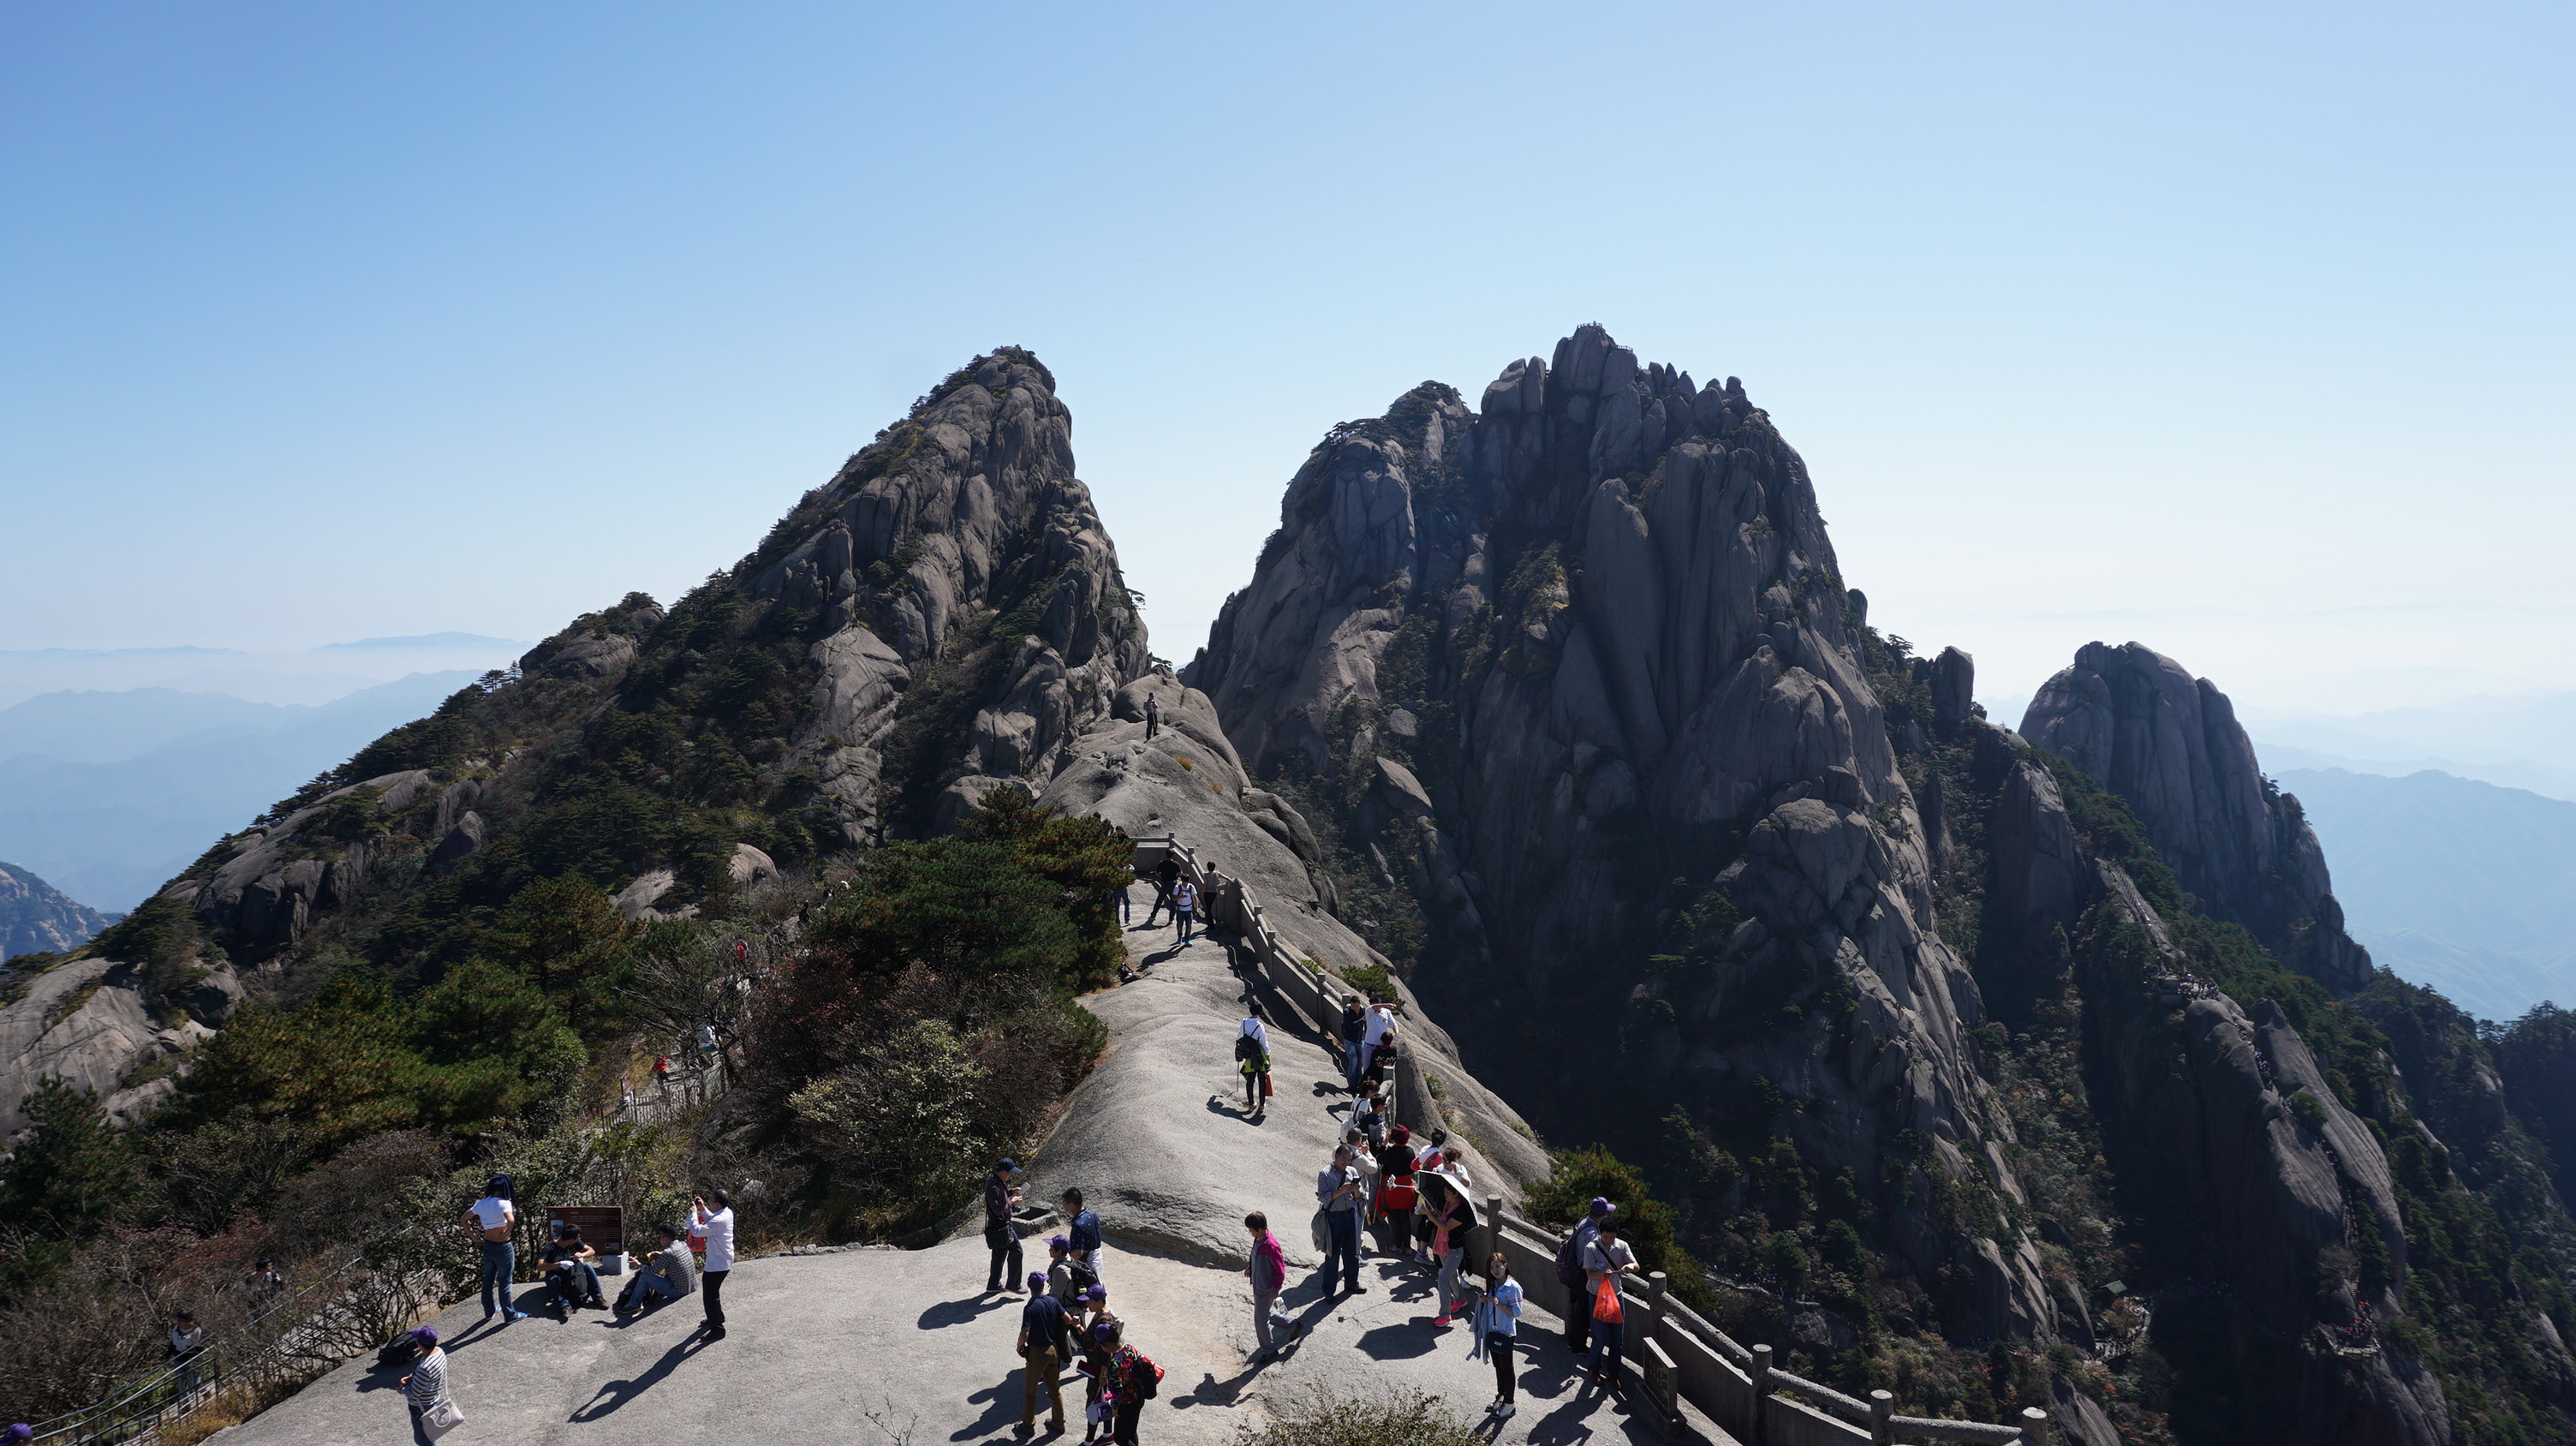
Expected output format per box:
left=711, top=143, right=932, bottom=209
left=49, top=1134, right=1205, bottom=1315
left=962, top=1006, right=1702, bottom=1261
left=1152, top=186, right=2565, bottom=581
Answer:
left=6, top=2, right=2570, bottom=713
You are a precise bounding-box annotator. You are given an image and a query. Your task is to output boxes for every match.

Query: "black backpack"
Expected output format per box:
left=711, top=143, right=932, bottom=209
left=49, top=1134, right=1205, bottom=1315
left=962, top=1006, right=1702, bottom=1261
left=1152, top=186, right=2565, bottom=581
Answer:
left=1232, top=1033, right=1259, bottom=1062
left=1554, top=1228, right=1587, bottom=1288
left=1062, top=1258, right=1100, bottom=1296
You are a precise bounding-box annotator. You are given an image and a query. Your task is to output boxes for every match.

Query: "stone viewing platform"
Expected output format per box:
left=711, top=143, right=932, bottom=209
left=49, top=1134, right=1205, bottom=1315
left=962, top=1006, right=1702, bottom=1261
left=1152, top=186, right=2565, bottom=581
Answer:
left=206, top=833, right=2050, bottom=1446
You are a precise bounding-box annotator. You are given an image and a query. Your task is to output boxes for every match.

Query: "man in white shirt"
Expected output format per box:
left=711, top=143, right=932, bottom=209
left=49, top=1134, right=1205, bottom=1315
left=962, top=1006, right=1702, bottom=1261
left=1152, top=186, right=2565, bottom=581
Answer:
left=462, top=1175, right=527, bottom=1323
left=692, top=1190, right=736, bottom=1341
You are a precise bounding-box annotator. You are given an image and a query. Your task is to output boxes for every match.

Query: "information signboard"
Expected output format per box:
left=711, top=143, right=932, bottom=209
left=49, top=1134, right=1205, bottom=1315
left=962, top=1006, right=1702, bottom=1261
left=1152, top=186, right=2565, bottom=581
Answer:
left=546, top=1205, right=624, bottom=1258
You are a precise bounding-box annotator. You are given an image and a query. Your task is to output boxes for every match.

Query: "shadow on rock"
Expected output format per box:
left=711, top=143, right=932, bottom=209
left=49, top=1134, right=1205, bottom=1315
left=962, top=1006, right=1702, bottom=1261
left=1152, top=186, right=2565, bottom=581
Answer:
left=918, top=1294, right=1015, bottom=1330
left=569, top=1335, right=711, bottom=1421
left=950, top=1381, right=1021, bottom=1441
left=1354, top=1323, right=1437, bottom=1360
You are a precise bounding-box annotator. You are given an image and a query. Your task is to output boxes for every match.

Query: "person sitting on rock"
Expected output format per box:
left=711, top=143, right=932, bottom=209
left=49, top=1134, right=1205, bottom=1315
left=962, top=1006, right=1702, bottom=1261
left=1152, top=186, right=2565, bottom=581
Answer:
left=615, top=1225, right=696, bottom=1313
left=540, top=1224, right=603, bottom=1319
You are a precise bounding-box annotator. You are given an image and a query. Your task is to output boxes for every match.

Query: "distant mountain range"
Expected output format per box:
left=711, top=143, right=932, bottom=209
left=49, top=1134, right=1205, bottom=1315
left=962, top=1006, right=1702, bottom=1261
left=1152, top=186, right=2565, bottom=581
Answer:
left=2281, top=767, right=2576, bottom=1019
left=0, top=860, right=111, bottom=959
left=0, top=671, right=480, bottom=911
left=0, top=634, right=522, bottom=708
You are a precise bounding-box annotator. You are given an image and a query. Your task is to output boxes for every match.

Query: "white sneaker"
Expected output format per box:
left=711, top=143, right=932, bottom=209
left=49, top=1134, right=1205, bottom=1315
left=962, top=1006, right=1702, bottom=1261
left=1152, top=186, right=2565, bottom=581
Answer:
left=1494, top=1403, right=1515, bottom=1420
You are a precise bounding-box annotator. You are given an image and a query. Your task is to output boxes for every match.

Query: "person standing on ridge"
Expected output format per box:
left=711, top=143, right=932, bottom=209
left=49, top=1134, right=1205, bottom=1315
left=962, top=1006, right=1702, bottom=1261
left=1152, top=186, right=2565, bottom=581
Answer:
left=1143, top=691, right=1160, bottom=741
left=986, top=1158, right=1028, bottom=1294
left=691, top=1189, right=736, bottom=1340
left=1016, top=1270, right=1073, bottom=1437
left=1583, top=1218, right=1640, bottom=1391
left=1235, top=1004, right=1272, bottom=1116
left=1063, top=1187, right=1106, bottom=1286
left=1112, top=878, right=1130, bottom=926
left=1244, top=1211, right=1298, bottom=1363
left=1374, top=1126, right=1418, bottom=1259
left=1558, top=1197, right=1615, bottom=1355
left=1470, top=1251, right=1524, bottom=1419
left=1142, top=857, right=1178, bottom=928
left=1171, top=876, right=1197, bottom=946
left=397, top=1327, right=451, bottom=1446
left=1339, top=995, right=1368, bottom=1091
left=1316, top=1145, right=1367, bottom=1295
left=463, top=1174, right=526, bottom=1323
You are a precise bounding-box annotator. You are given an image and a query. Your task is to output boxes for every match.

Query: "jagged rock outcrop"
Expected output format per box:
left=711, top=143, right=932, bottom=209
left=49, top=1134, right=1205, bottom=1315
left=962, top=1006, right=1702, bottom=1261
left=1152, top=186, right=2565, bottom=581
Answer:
left=2022, top=642, right=2372, bottom=991
left=749, top=349, right=1148, bottom=841
left=0, top=861, right=111, bottom=959
left=1187, top=326, right=2055, bottom=1340
left=2073, top=856, right=2449, bottom=1445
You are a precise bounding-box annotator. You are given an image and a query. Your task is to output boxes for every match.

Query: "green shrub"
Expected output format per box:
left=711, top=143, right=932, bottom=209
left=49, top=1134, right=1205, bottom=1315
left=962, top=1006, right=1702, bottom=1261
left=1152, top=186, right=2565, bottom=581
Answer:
left=1231, top=1387, right=1481, bottom=1446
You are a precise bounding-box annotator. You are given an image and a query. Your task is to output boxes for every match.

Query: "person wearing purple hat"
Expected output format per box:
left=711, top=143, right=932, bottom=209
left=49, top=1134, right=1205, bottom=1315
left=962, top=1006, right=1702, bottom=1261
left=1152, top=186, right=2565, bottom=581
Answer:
left=398, top=1327, right=456, bottom=1443
left=1555, top=1197, right=1616, bottom=1354
left=8, top=1424, right=33, bottom=1442
left=1016, top=1269, right=1073, bottom=1437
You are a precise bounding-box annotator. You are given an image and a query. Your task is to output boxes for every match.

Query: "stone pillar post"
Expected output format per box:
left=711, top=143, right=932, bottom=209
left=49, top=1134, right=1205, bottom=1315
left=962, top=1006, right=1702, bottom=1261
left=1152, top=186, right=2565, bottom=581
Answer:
left=1485, top=1194, right=1505, bottom=1287
left=1750, top=1342, right=1774, bottom=1446
left=1869, top=1389, right=1894, bottom=1445
left=2019, top=1406, right=2052, bottom=1443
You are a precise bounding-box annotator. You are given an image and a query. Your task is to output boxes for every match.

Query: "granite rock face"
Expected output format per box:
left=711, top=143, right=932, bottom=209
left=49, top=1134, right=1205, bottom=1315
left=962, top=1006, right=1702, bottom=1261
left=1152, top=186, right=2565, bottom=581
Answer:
left=1187, top=326, right=2054, bottom=1339
left=2021, top=642, right=2372, bottom=991
left=749, top=349, right=1149, bottom=842
left=0, top=861, right=111, bottom=959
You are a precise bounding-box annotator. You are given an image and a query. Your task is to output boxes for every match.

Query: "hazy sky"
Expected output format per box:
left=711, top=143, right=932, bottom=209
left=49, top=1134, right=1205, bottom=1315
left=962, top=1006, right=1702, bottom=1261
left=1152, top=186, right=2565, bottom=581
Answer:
left=6, top=2, right=2570, bottom=715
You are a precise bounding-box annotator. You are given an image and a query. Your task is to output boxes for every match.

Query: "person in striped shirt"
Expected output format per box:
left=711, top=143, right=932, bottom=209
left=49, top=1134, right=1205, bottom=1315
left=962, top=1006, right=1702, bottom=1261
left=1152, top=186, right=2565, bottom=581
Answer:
left=399, top=1327, right=449, bottom=1445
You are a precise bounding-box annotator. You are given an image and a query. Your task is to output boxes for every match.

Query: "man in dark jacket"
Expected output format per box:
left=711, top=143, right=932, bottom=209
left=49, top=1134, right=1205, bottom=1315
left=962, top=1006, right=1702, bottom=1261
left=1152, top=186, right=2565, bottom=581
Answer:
left=986, top=1158, right=1026, bottom=1295
left=1017, top=1270, right=1072, bottom=1437
left=1339, top=995, right=1368, bottom=1091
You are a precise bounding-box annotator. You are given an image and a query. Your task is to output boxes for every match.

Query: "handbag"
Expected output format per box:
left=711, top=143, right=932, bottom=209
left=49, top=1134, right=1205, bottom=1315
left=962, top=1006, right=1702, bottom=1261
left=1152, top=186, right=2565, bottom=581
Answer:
left=1310, top=1210, right=1330, bottom=1253
left=420, top=1397, right=467, bottom=1440
left=1593, top=1276, right=1625, bottom=1324
left=1261, top=1073, right=1274, bottom=1098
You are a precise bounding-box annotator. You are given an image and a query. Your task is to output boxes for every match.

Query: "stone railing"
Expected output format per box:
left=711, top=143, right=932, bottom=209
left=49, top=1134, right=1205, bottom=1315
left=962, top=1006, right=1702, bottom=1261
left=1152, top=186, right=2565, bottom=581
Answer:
left=1130, top=837, right=2052, bottom=1446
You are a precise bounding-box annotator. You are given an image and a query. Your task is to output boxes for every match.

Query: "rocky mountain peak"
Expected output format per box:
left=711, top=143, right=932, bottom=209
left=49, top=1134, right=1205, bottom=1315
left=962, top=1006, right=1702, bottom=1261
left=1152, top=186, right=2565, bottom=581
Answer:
left=0, top=861, right=111, bottom=960
left=1190, top=325, right=2051, bottom=1341
left=2021, top=641, right=2372, bottom=992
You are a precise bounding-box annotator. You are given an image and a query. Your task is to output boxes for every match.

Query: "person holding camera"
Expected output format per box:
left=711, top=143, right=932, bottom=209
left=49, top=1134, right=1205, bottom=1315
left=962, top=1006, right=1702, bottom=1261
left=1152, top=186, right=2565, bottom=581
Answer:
left=691, top=1189, right=736, bottom=1341
left=986, top=1159, right=1028, bottom=1294
left=1315, top=1146, right=1367, bottom=1295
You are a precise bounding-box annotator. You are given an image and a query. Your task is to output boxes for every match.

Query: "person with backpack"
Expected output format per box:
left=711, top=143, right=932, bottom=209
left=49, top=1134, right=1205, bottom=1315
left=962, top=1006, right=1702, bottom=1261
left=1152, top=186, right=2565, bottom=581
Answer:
left=1171, top=877, right=1198, bottom=945
left=1049, top=1234, right=1100, bottom=1301
left=1243, top=1211, right=1299, bottom=1362
left=1557, top=1197, right=1615, bottom=1354
left=1017, top=1270, right=1073, bottom=1438
left=1373, top=1126, right=1417, bottom=1258
left=1352, top=1083, right=1386, bottom=1150
left=1583, top=1218, right=1640, bottom=1390
left=986, top=1159, right=1028, bottom=1295
left=1100, top=1320, right=1160, bottom=1445
left=1233, top=1006, right=1272, bottom=1116
left=1063, top=1187, right=1106, bottom=1286
left=1315, top=1145, right=1367, bottom=1294
left=462, top=1174, right=526, bottom=1324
